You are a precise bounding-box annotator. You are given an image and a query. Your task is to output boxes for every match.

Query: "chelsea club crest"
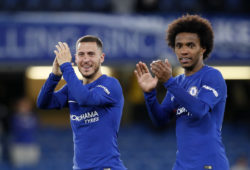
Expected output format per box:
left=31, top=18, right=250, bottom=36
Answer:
left=188, top=86, right=198, bottom=96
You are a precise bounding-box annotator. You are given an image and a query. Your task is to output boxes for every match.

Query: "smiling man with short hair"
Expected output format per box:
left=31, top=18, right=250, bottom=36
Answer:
left=37, top=35, right=126, bottom=170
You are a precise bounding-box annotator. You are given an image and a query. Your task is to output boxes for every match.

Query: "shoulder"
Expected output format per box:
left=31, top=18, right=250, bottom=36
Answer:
left=201, top=66, right=227, bottom=93
left=202, top=66, right=225, bottom=82
left=174, top=74, right=185, bottom=84
left=99, top=75, right=122, bottom=88
left=96, top=75, right=123, bottom=95
left=175, top=74, right=184, bottom=79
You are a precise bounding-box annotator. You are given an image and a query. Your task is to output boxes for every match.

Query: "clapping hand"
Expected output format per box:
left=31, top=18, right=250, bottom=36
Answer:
left=150, top=59, right=172, bottom=83
left=134, top=61, right=158, bottom=92
left=54, top=42, right=72, bottom=66
left=52, top=57, right=62, bottom=76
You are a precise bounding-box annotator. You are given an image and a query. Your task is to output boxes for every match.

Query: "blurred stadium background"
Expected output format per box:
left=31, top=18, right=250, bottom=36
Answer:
left=0, top=0, right=250, bottom=169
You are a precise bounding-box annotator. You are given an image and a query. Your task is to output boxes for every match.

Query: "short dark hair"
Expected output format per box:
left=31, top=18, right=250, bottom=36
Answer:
left=76, top=35, right=103, bottom=51
left=166, top=14, right=214, bottom=60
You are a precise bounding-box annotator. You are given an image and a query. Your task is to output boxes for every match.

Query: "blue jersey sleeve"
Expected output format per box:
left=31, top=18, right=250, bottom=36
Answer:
left=164, top=69, right=226, bottom=119
left=144, top=89, right=175, bottom=126
left=37, top=73, right=68, bottom=109
left=198, top=69, right=227, bottom=109
left=60, top=62, right=121, bottom=106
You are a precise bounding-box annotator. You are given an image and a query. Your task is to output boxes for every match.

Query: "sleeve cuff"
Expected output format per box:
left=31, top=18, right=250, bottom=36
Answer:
left=49, top=73, right=62, bottom=81
left=144, top=89, right=157, bottom=98
left=60, top=62, right=73, bottom=73
left=163, top=77, right=175, bottom=88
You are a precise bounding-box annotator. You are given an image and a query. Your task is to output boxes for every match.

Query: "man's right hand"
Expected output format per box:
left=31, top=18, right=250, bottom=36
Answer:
left=134, top=61, right=158, bottom=93
left=52, top=57, right=62, bottom=76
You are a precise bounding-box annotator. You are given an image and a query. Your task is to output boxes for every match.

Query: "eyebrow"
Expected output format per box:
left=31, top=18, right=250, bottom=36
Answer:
left=175, top=41, right=195, bottom=44
left=77, top=51, right=96, bottom=54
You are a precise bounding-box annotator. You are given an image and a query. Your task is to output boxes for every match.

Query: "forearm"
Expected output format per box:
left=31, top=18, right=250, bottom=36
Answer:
left=164, top=77, right=210, bottom=119
left=60, top=63, right=103, bottom=106
left=37, top=73, right=62, bottom=109
left=144, top=90, right=172, bottom=126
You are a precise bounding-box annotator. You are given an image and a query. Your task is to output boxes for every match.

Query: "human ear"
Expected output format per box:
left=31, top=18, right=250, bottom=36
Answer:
left=100, top=53, right=105, bottom=64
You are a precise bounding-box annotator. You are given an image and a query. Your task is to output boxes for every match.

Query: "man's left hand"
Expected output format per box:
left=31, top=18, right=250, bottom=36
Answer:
left=54, top=42, right=72, bottom=66
left=150, top=59, right=172, bottom=83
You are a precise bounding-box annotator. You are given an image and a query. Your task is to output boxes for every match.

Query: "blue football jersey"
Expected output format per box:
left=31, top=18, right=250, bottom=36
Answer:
left=37, top=62, right=126, bottom=170
left=144, top=65, right=230, bottom=170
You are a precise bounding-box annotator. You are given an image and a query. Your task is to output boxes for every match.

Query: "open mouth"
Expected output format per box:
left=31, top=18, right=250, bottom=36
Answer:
left=180, top=58, right=191, bottom=63
left=82, top=65, right=92, bottom=72
left=83, top=66, right=91, bottom=69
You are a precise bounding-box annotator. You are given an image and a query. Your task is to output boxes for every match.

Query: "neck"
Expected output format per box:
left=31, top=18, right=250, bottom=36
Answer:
left=184, top=63, right=204, bottom=76
left=83, top=71, right=102, bottom=84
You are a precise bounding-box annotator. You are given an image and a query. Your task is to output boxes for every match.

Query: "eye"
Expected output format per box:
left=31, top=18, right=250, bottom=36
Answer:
left=187, top=43, right=195, bottom=48
left=88, top=52, right=95, bottom=56
left=78, top=52, right=84, bottom=57
left=175, top=43, right=182, bottom=49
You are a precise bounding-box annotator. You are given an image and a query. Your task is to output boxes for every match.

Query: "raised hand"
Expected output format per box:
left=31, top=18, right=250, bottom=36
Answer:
left=134, top=61, right=158, bottom=92
left=52, top=57, right=62, bottom=76
left=150, top=59, right=172, bottom=83
left=54, top=42, right=72, bottom=66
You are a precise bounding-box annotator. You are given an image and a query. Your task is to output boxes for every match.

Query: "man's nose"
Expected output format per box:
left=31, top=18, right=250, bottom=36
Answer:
left=82, top=56, right=90, bottom=62
left=180, top=46, right=189, bottom=55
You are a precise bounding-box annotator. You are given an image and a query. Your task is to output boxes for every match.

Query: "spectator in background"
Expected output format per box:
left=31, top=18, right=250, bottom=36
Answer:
left=10, top=97, right=40, bottom=168
left=111, top=0, right=136, bottom=14
left=231, top=155, right=250, bottom=170
left=0, top=103, right=9, bottom=163
left=0, top=84, right=10, bottom=163
left=201, top=0, right=225, bottom=12
left=135, top=0, right=159, bottom=13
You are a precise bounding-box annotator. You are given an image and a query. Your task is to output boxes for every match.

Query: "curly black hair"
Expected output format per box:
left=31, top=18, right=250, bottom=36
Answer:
left=166, top=14, right=214, bottom=60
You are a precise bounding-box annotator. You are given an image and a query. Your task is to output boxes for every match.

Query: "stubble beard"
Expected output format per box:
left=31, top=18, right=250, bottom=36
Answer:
left=182, top=56, right=200, bottom=72
left=80, top=63, right=101, bottom=79
left=183, top=64, right=194, bottom=72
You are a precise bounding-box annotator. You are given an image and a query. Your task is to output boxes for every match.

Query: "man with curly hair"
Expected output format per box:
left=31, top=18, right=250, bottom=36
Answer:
left=135, top=14, right=230, bottom=170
